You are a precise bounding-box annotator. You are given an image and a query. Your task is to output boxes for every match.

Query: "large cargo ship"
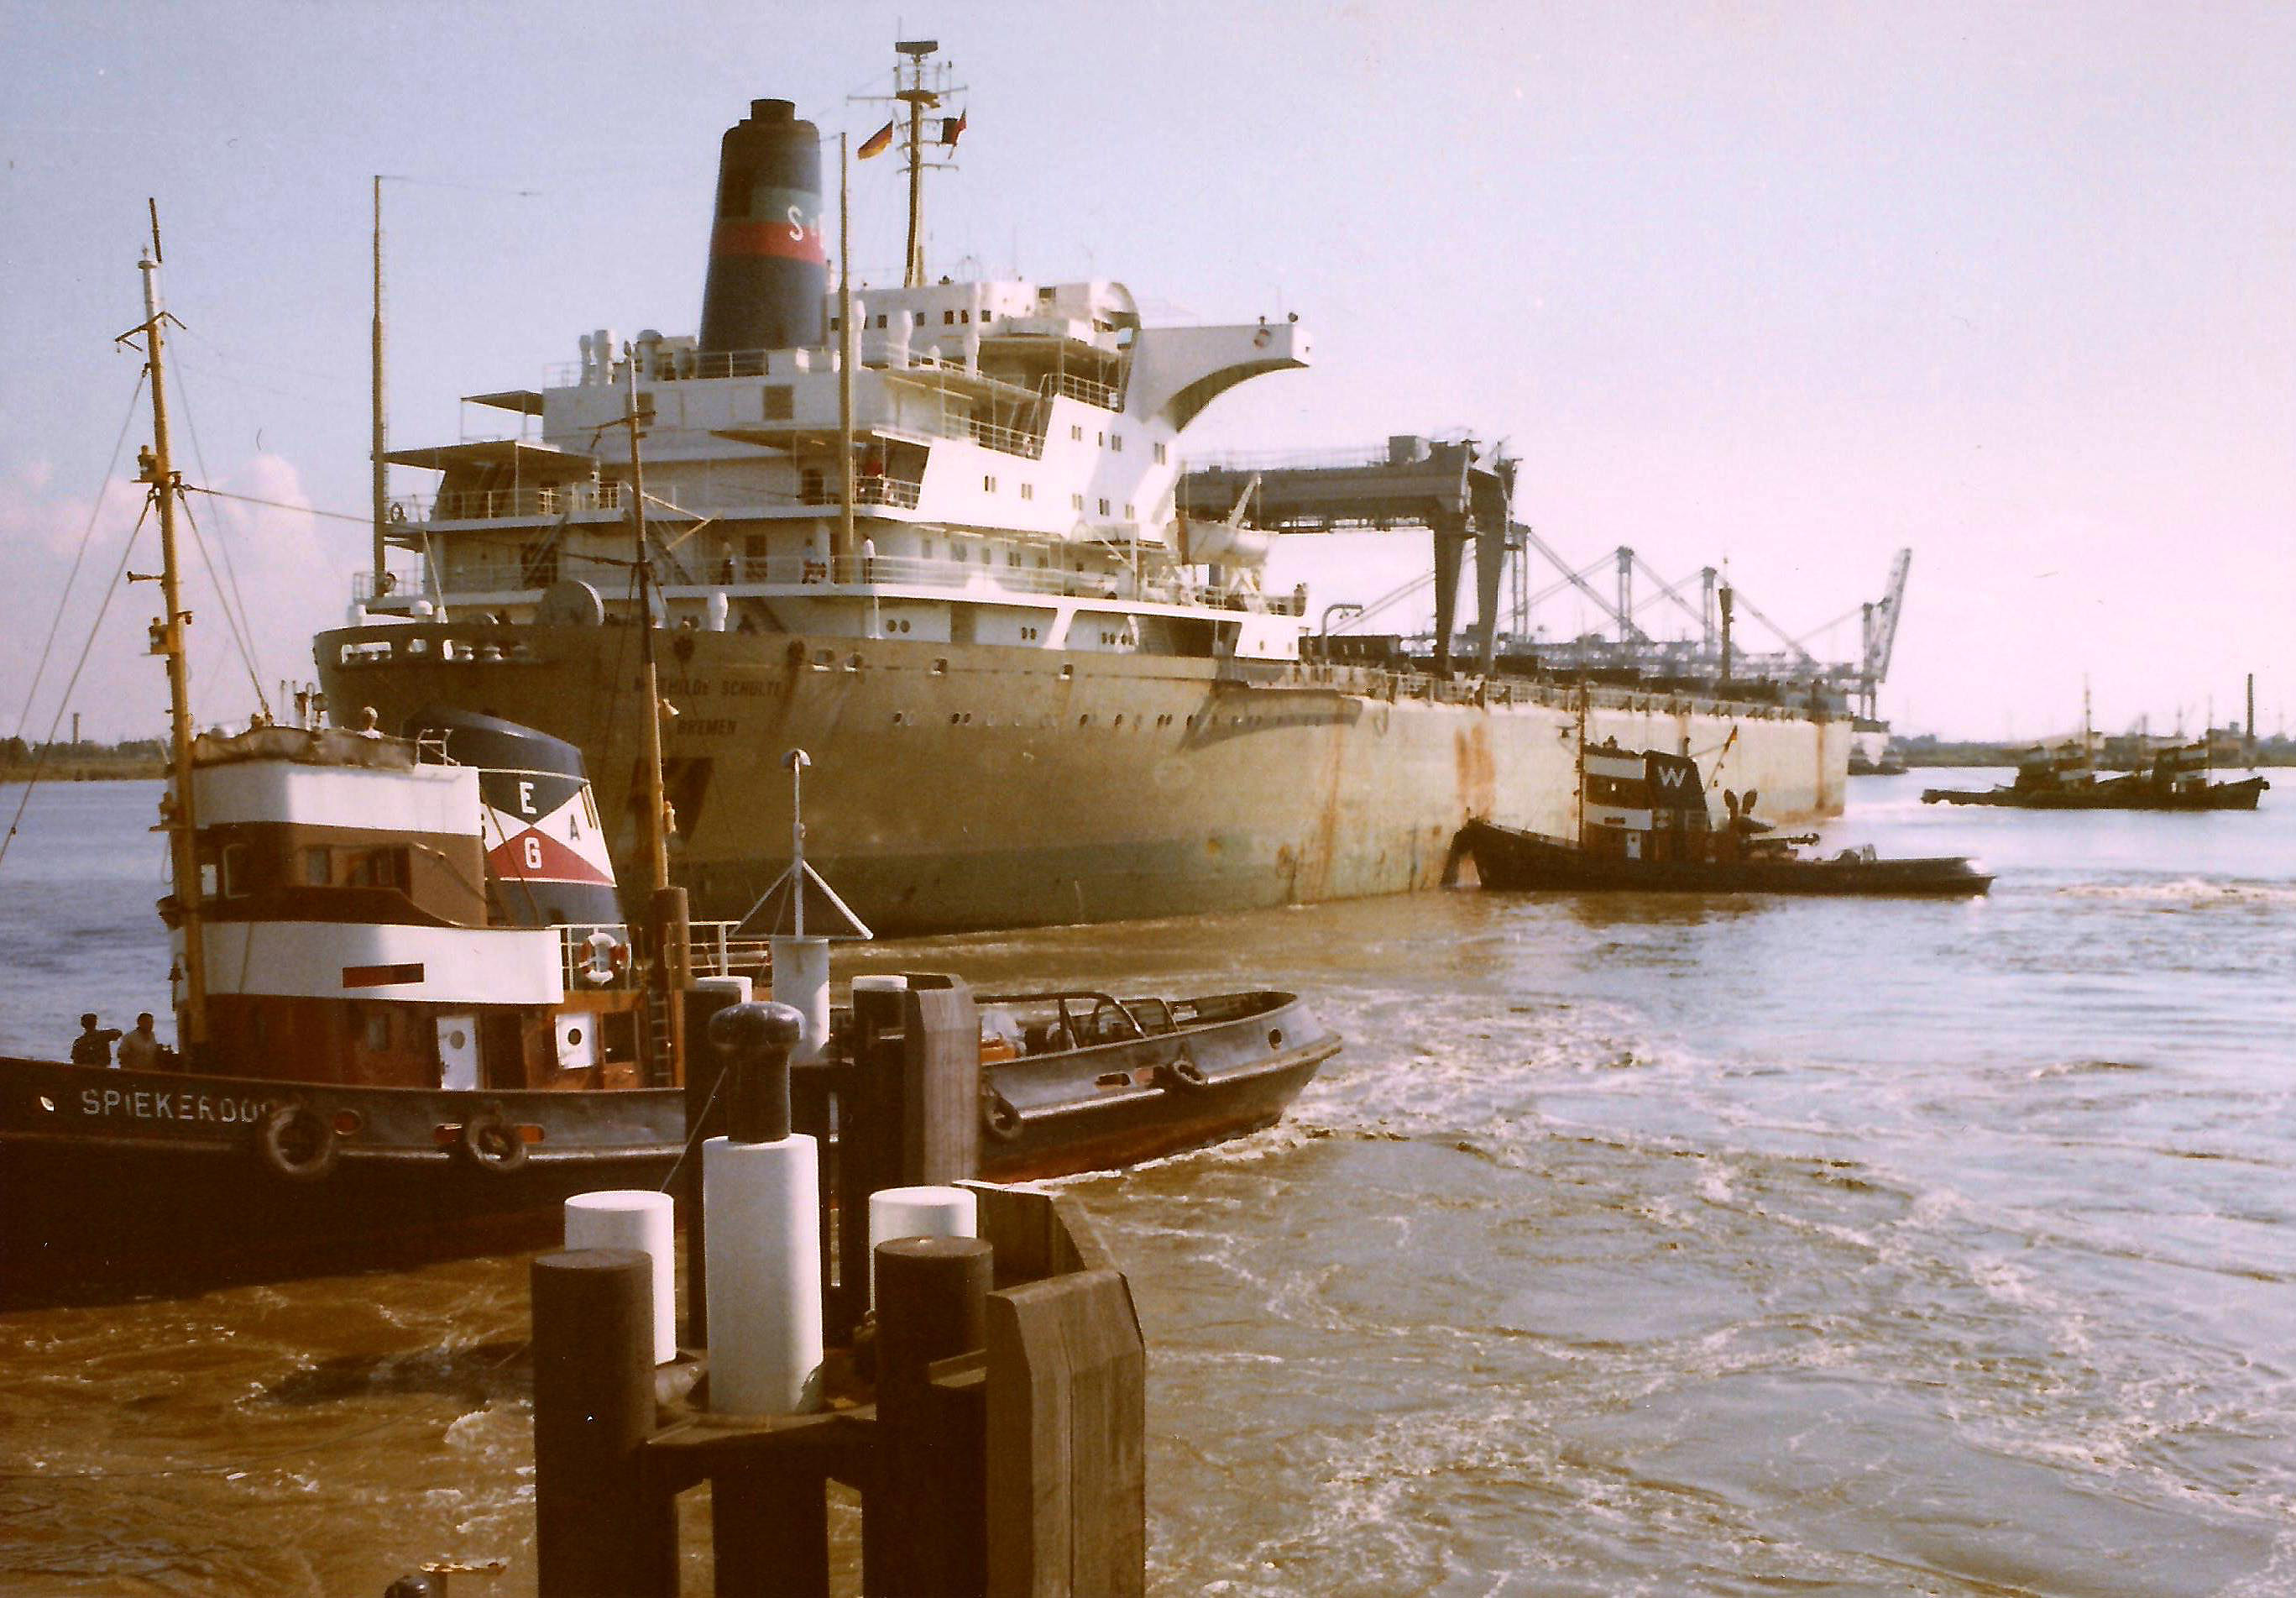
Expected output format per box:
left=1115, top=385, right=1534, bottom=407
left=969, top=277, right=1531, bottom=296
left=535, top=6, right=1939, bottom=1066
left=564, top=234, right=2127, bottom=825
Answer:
left=316, top=45, right=1850, bottom=936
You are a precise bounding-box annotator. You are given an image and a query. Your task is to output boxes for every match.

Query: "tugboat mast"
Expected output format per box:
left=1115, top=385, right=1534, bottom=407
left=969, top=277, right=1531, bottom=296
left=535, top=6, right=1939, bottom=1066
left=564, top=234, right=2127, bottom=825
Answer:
left=370, top=175, right=390, bottom=600
left=622, top=352, right=670, bottom=893
left=134, top=216, right=209, bottom=1050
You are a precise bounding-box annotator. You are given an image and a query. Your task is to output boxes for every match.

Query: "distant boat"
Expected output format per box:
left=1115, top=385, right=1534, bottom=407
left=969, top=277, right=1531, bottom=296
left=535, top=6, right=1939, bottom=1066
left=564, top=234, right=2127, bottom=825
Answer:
left=1922, top=739, right=2267, bottom=810
left=1463, top=742, right=1990, bottom=897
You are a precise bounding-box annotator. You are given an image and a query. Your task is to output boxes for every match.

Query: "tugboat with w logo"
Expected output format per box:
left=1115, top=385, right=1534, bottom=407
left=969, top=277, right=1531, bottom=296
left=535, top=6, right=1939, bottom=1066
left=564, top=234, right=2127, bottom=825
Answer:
left=1462, top=740, right=1991, bottom=896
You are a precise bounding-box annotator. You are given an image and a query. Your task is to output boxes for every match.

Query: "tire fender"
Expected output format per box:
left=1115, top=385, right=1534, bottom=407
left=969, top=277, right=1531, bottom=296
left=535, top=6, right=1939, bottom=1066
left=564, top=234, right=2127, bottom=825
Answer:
left=254, top=1102, right=339, bottom=1182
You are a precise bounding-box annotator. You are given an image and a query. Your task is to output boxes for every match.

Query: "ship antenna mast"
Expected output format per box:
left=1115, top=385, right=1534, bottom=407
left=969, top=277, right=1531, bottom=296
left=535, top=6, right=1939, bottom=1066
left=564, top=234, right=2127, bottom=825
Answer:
left=865, top=39, right=964, bottom=289
left=133, top=202, right=210, bottom=1052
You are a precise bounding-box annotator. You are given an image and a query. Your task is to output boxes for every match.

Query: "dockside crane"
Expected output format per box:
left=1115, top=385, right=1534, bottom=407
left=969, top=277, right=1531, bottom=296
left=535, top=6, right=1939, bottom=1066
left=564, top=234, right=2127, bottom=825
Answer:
left=1857, top=548, right=1912, bottom=719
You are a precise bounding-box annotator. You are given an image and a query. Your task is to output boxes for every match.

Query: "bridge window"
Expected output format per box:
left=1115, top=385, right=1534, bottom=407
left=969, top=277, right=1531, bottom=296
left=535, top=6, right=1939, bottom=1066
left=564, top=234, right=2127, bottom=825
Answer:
left=1070, top=492, right=1084, bottom=511
left=1111, top=434, right=1123, bottom=453
left=1098, top=499, right=1111, bottom=516
left=944, top=310, right=956, bottom=325
left=1019, top=483, right=1034, bottom=501
left=762, top=385, right=793, bottom=421
left=1154, top=442, right=1168, bottom=464
left=1070, top=425, right=1084, bottom=442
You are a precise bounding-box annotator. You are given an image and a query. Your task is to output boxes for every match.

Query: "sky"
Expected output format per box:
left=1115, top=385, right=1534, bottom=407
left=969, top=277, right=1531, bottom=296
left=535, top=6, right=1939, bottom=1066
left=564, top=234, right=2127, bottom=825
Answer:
left=3, top=0, right=2291, bottom=743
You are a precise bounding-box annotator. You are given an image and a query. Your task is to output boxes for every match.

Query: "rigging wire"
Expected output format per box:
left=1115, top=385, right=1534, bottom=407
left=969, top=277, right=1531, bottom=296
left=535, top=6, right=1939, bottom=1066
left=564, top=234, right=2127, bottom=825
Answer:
left=0, top=500, right=153, bottom=873
left=185, top=485, right=371, bottom=525
left=175, top=489, right=273, bottom=719
left=168, top=354, right=271, bottom=716
left=8, top=368, right=149, bottom=748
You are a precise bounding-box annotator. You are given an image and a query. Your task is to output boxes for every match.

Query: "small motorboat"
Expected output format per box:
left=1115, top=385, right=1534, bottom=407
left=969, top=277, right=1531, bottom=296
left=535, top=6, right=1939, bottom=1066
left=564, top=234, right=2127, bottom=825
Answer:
left=1462, top=743, right=1991, bottom=897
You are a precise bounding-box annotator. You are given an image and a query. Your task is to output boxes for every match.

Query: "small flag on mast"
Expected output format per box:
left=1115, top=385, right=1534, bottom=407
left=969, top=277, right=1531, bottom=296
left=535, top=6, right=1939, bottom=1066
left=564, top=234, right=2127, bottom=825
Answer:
left=939, top=110, right=968, bottom=147
left=857, top=120, right=895, bottom=160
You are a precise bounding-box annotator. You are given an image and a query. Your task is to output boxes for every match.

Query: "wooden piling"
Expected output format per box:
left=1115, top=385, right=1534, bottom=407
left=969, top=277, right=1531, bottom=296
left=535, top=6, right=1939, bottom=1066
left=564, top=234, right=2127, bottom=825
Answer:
left=871, top=1235, right=995, bottom=1598
left=985, top=1268, right=1147, bottom=1598
left=902, top=976, right=981, bottom=1184
left=531, top=1249, right=676, bottom=1598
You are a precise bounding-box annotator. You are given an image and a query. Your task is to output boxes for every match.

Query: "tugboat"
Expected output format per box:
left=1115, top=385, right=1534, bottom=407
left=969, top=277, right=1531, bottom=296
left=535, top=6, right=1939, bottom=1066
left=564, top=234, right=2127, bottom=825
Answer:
left=1463, top=741, right=1990, bottom=896
left=0, top=238, right=1341, bottom=1307
left=1922, top=739, right=2267, bottom=810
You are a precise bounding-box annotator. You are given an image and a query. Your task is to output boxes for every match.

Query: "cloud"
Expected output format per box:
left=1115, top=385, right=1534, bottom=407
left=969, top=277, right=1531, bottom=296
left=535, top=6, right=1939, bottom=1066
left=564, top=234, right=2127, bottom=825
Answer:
left=0, top=453, right=348, bottom=742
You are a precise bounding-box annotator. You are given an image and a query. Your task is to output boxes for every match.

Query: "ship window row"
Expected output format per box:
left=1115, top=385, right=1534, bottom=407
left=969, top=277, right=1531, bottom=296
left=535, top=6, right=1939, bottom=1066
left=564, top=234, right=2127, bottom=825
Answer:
left=209, top=840, right=411, bottom=899
left=874, top=710, right=1225, bottom=733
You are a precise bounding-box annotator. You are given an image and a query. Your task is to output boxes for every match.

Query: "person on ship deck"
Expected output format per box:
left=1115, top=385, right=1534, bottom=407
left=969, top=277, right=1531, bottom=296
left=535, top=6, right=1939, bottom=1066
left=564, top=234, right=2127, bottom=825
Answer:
left=71, top=1014, right=122, bottom=1066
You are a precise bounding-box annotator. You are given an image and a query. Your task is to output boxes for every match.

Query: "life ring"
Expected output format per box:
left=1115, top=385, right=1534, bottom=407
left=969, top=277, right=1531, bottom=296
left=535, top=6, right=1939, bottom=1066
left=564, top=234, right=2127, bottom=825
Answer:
left=459, top=1105, right=530, bottom=1173
left=254, top=1103, right=338, bottom=1182
left=982, top=1088, right=1025, bottom=1143
left=1253, top=327, right=1271, bottom=349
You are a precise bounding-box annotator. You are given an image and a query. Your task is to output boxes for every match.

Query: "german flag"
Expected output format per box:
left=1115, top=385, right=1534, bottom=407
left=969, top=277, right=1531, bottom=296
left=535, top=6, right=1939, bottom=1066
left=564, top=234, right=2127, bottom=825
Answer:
left=858, top=120, right=895, bottom=160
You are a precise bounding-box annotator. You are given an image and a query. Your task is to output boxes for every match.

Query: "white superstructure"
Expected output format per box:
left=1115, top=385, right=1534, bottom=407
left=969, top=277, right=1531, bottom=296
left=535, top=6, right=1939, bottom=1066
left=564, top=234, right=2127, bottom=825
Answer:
left=361, top=279, right=1314, bottom=665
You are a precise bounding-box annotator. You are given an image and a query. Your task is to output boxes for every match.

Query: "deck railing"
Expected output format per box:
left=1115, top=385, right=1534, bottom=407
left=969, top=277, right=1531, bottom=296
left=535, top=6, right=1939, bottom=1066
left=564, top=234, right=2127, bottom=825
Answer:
left=354, top=545, right=1321, bottom=615
left=556, top=921, right=772, bottom=991
left=391, top=481, right=628, bottom=525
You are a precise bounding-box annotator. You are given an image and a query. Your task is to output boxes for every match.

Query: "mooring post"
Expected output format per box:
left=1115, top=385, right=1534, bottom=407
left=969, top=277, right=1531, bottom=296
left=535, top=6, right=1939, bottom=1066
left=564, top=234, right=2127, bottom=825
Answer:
left=531, top=1248, right=674, bottom=1598
left=703, top=1000, right=824, bottom=1417
left=867, top=1234, right=994, bottom=1597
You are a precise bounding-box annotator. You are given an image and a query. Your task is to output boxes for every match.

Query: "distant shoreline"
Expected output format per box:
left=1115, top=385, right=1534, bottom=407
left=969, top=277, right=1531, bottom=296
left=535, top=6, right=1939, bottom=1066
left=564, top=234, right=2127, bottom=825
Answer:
left=0, top=760, right=167, bottom=783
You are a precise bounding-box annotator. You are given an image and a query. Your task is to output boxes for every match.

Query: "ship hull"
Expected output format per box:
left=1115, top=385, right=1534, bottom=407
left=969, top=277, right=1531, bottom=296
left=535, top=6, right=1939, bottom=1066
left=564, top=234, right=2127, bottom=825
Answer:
left=318, top=623, right=1849, bottom=934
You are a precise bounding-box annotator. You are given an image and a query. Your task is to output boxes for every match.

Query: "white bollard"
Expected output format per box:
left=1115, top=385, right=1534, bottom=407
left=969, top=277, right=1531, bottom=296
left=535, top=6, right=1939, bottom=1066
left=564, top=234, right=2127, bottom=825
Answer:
left=769, top=935, right=831, bottom=1063
left=694, top=972, right=752, bottom=1005
left=867, top=1184, right=979, bottom=1306
left=703, top=1132, right=824, bottom=1415
left=563, top=1190, right=677, bottom=1365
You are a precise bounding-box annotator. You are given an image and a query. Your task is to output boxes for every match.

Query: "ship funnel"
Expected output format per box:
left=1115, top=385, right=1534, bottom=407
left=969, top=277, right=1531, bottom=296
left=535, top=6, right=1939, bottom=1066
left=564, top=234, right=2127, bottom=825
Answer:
left=698, top=97, right=827, bottom=357
left=411, top=707, right=625, bottom=930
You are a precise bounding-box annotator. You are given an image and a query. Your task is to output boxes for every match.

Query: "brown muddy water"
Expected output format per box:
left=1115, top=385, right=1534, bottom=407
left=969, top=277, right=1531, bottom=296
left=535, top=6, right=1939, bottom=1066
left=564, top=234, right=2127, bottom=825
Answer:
left=3, top=773, right=2292, bottom=1595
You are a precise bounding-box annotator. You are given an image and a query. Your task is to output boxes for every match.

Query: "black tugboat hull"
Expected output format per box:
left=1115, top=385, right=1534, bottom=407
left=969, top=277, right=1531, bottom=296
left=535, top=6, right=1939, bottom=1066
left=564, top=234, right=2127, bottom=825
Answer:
left=1922, top=777, right=2268, bottom=810
left=0, top=1061, right=688, bottom=1307
left=1, top=989, right=1339, bottom=1305
left=1461, top=821, right=1993, bottom=897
